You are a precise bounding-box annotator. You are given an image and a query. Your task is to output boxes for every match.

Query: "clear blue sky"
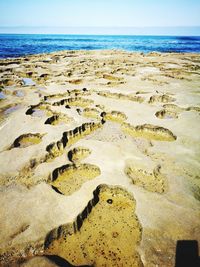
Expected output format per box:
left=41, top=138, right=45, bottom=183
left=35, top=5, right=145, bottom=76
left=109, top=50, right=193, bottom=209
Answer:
left=0, top=0, right=200, bottom=34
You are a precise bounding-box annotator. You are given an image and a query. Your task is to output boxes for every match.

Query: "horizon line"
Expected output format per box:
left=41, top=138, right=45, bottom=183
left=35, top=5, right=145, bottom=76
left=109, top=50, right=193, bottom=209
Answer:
left=1, top=26, right=200, bottom=36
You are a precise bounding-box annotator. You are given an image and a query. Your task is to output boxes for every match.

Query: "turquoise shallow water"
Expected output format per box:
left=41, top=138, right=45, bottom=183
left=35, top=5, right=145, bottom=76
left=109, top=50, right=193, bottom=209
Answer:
left=0, top=34, right=200, bottom=58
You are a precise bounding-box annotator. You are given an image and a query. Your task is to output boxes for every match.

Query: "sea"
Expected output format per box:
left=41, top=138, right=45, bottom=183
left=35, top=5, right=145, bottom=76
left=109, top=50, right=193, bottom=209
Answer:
left=0, top=34, right=200, bottom=59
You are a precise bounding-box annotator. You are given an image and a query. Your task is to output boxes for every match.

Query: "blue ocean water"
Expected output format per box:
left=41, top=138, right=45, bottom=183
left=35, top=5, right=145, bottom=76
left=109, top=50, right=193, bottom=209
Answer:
left=0, top=34, right=200, bottom=58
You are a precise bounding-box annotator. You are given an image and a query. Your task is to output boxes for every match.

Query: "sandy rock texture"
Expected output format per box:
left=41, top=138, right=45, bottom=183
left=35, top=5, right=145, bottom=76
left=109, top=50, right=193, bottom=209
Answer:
left=0, top=50, right=200, bottom=266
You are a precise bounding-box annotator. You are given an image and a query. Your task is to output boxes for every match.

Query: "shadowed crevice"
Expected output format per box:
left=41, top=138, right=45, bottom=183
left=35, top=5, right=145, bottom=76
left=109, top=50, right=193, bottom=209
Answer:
left=45, top=255, right=92, bottom=267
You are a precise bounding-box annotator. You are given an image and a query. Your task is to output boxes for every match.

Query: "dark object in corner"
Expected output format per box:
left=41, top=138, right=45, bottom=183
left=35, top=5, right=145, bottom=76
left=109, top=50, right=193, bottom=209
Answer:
left=175, top=240, right=200, bottom=267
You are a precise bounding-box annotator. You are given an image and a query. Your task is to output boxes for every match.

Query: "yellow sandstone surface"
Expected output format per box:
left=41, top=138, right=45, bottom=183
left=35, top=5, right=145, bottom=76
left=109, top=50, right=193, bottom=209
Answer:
left=0, top=50, right=200, bottom=266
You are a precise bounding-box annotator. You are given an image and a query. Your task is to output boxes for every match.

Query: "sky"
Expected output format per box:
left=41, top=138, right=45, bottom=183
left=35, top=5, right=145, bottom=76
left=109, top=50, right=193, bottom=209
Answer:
left=0, top=0, right=200, bottom=34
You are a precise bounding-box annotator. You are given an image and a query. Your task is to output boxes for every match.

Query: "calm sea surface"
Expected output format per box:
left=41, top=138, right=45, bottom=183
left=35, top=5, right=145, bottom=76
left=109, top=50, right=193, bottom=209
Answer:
left=0, top=34, right=200, bottom=58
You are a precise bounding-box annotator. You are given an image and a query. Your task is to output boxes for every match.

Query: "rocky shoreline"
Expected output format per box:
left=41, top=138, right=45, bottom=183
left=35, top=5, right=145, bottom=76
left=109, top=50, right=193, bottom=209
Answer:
left=0, top=50, right=200, bottom=266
